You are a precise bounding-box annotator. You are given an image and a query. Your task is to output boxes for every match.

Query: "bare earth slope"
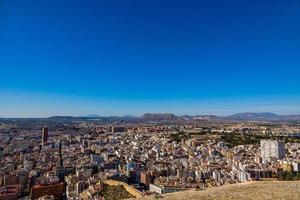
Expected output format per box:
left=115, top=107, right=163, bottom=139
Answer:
left=132, top=181, right=300, bottom=200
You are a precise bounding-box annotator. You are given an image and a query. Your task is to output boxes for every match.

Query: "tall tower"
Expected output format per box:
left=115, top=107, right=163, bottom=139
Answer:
left=42, top=127, right=48, bottom=145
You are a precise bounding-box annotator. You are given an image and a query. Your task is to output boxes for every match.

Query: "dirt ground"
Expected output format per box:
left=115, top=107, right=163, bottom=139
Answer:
left=129, top=181, right=300, bottom=200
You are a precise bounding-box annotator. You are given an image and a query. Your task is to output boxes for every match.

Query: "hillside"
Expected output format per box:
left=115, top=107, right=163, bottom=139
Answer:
left=141, top=113, right=183, bottom=122
left=132, top=181, right=300, bottom=200
left=226, top=112, right=280, bottom=121
left=226, top=112, right=300, bottom=121
left=100, top=184, right=134, bottom=200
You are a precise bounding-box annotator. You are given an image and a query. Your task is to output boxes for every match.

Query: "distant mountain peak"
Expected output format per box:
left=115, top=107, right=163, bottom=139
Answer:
left=141, top=113, right=183, bottom=121
left=142, top=113, right=176, bottom=117
left=80, top=114, right=100, bottom=118
left=226, top=112, right=280, bottom=121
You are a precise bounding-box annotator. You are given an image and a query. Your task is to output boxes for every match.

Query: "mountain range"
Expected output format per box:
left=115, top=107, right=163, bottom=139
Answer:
left=226, top=112, right=300, bottom=121
left=46, top=112, right=300, bottom=122
left=1, top=112, right=300, bottom=122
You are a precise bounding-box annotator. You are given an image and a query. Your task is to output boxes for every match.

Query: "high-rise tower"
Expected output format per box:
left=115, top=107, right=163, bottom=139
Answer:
left=42, top=127, right=48, bottom=145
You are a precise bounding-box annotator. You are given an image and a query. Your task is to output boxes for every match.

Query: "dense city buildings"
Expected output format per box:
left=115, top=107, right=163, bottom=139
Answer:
left=0, top=184, right=20, bottom=200
left=0, top=116, right=300, bottom=199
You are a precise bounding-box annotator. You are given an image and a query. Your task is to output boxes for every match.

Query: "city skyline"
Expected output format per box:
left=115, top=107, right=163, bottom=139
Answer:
left=1, top=1, right=300, bottom=198
left=1, top=0, right=300, bottom=117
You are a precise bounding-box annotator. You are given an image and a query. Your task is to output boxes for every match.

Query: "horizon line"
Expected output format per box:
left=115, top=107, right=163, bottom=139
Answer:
left=1, top=111, right=300, bottom=119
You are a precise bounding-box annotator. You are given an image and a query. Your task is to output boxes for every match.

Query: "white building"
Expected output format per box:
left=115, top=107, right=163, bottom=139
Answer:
left=238, top=170, right=251, bottom=183
left=149, top=184, right=185, bottom=195
left=292, top=161, right=300, bottom=172
left=212, top=171, right=221, bottom=181
left=260, top=140, right=285, bottom=162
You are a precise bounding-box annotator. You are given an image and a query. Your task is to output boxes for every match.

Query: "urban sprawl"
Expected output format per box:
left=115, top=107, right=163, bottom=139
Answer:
left=1, top=115, right=300, bottom=200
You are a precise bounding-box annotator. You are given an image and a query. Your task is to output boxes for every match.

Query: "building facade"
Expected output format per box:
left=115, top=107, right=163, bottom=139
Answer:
left=260, top=140, right=285, bottom=162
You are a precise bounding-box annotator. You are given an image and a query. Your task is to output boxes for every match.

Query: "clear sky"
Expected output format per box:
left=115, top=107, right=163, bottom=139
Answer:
left=0, top=0, right=300, bottom=117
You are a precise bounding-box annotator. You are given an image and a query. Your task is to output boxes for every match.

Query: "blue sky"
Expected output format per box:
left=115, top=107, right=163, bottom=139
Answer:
left=0, top=0, right=300, bottom=117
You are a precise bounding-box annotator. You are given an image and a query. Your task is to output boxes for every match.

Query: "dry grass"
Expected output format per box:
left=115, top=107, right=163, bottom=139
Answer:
left=131, top=181, right=300, bottom=200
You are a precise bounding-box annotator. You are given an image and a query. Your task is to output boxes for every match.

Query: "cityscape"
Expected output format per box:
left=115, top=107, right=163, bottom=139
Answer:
left=0, top=114, right=300, bottom=199
left=1, top=0, right=300, bottom=199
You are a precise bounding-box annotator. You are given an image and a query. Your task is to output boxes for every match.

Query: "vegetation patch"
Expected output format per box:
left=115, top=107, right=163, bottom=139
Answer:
left=99, top=184, right=135, bottom=200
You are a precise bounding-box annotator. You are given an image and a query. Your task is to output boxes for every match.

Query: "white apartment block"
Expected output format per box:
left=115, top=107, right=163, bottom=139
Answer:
left=260, top=139, right=285, bottom=162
